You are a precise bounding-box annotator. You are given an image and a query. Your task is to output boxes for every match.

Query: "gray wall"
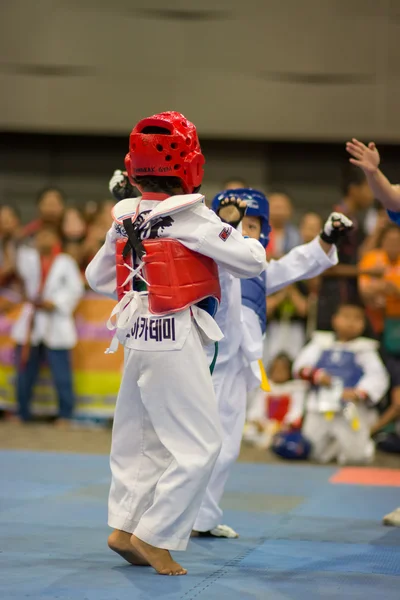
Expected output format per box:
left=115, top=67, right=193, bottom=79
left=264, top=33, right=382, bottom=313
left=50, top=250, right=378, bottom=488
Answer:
left=2, top=0, right=400, bottom=141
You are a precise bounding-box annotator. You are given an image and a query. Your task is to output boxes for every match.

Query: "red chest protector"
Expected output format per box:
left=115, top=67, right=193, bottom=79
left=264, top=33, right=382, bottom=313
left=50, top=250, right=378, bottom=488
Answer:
left=115, top=236, right=221, bottom=315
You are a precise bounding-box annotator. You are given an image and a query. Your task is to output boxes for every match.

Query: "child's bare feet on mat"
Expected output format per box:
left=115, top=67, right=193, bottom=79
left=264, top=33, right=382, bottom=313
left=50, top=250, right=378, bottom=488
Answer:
left=130, top=535, right=187, bottom=575
left=108, top=530, right=149, bottom=566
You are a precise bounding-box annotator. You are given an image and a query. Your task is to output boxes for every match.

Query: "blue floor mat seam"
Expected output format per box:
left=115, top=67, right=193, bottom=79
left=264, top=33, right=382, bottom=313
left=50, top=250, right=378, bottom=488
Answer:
left=180, top=537, right=268, bottom=600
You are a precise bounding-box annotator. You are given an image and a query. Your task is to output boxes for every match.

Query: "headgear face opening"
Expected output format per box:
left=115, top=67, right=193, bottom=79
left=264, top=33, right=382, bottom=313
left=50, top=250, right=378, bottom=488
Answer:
left=211, top=188, right=271, bottom=248
left=124, top=111, right=205, bottom=194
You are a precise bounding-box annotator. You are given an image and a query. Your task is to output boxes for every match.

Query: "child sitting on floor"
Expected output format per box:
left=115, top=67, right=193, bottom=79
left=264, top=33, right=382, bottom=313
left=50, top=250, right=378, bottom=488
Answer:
left=245, top=353, right=306, bottom=448
left=293, top=304, right=389, bottom=464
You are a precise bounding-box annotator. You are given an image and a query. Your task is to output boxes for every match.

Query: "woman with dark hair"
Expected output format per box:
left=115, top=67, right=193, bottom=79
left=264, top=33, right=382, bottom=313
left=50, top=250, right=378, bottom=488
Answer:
left=22, top=187, right=66, bottom=240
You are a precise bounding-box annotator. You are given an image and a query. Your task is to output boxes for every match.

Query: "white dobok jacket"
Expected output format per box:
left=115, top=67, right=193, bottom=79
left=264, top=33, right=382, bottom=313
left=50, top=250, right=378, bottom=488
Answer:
left=12, top=247, right=84, bottom=349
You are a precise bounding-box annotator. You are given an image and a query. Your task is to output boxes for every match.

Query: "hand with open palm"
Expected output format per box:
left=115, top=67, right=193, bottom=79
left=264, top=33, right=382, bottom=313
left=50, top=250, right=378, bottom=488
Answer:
left=346, top=138, right=380, bottom=174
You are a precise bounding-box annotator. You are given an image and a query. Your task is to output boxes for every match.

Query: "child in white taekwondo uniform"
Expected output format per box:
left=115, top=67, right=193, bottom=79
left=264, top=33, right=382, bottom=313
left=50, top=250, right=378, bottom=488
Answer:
left=191, top=189, right=353, bottom=539
left=294, top=303, right=389, bottom=464
left=12, top=226, right=84, bottom=424
left=85, top=112, right=266, bottom=576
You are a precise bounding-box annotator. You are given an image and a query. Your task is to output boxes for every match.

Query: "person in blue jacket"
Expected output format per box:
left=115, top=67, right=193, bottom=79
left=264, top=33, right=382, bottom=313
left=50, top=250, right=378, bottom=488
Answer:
left=346, top=139, right=400, bottom=225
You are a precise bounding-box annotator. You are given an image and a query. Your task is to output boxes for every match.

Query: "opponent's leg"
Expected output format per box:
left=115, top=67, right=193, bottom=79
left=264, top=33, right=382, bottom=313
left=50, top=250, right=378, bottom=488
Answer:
left=193, top=356, right=246, bottom=536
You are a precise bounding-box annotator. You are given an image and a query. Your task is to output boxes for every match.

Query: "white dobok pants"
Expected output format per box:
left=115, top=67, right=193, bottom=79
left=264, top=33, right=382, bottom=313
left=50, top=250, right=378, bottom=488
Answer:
left=194, top=353, right=246, bottom=532
left=303, top=409, right=377, bottom=464
left=108, top=324, right=222, bottom=551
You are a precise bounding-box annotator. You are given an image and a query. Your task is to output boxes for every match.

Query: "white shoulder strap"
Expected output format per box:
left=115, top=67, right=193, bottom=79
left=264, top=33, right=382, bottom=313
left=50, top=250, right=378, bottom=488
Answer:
left=112, top=198, right=141, bottom=225
left=142, top=194, right=204, bottom=225
left=310, top=331, right=336, bottom=348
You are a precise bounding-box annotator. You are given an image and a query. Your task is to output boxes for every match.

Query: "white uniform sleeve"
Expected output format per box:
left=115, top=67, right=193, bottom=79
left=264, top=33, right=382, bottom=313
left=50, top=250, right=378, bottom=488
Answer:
left=266, top=236, right=338, bottom=295
left=355, top=350, right=390, bottom=404
left=177, top=204, right=267, bottom=278
left=85, top=228, right=118, bottom=300
left=292, top=339, right=323, bottom=375
left=50, top=256, right=85, bottom=315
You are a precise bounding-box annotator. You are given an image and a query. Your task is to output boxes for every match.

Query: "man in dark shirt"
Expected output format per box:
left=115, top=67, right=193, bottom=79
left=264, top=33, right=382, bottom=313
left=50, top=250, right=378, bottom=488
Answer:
left=317, top=165, right=374, bottom=331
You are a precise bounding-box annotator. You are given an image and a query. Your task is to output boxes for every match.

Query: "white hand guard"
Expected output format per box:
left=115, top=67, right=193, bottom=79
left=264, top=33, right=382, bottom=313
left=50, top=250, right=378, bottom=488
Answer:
left=320, top=212, right=353, bottom=245
left=109, top=170, right=137, bottom=201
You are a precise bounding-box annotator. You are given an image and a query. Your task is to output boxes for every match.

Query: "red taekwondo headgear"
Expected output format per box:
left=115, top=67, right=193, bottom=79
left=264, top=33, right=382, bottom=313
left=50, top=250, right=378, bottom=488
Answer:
left=125, top=111, right=205, bottom=194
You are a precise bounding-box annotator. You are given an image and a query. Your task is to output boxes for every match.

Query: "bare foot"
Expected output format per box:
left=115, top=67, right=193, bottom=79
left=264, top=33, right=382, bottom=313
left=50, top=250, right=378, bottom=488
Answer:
left=130, top=534, right=187, bottom=575
left=108, top=530, right=150, bottom=566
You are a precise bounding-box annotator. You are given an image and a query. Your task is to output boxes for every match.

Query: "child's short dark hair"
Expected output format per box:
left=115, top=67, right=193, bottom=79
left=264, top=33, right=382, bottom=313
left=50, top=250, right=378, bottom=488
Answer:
left=341, top=165, right=367, bottom=196
left=333, top=302, right=365, bottom=316
left=271, top=352, right=293, bottom=371
left=133, top=175, right=183, bottom=195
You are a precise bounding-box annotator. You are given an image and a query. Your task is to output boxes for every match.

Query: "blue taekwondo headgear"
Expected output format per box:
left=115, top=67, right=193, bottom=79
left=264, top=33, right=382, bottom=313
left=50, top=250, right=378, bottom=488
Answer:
left=271, top=430, right=311, bottom=460
left=211, top=188, right=271, bottom=248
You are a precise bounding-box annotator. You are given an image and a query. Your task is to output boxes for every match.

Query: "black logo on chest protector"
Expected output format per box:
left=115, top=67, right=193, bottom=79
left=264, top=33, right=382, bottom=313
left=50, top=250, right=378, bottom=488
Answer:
left=134, top=211, right=174, bottom=240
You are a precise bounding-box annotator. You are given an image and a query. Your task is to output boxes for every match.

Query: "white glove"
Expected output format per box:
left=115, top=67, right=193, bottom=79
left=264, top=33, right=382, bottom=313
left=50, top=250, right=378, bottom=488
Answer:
left=109, top=170, right=137, bottom=201
left=320, top=212, right=353, bottom=245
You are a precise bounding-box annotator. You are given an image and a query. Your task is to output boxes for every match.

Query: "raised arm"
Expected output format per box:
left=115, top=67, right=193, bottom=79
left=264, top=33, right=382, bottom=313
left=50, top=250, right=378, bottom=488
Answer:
left=346, top=139, right=400, bottom=213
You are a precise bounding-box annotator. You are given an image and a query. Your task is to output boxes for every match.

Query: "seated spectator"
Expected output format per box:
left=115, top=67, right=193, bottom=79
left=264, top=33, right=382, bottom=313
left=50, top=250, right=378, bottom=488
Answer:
left=267, top=192, right=301, bottom=259
left=245, top=353, right=306, bottom=448
left=22, top=187, right=65, bottom=241
left=316, top=165, right=374, bottom=331
left=61, top=206, right=88, bottom=269
left=294, top=304, right=389, bottom=464
left=11, top=226, right=84, bottom=426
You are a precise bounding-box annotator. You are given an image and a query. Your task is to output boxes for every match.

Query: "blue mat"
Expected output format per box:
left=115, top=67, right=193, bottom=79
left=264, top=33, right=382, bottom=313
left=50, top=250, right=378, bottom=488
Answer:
left=1, top=451, right=399, bottom=599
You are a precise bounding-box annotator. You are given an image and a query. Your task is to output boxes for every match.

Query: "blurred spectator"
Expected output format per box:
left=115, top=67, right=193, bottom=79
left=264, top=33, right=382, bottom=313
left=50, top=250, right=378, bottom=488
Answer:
left=61, top=206, right=88, bottom=269
left=294, top=304, right=389, bottom=464
left=22, top=187, right=66, bottom=241
left=359, top=224, right=400, bottom=336
left=316, top=165, right=374, bottom=331
left=267, top=192, right=301, bottom=259
left=95, top=199, right=115, bottom=230
left=11, top=226, right=84, bottom=426
left=299, top=212, right=323, bottom=243
left=245, top=353, right=306, bottom=448
left=359, top=224, right=400, bottom=449
left=223, top=178, right=247, bottom=190
left=360, top=205, right=390, bottom=256
left=80, top=201, right=114, bottom=271
left=264, top=212, right=323, bottom=364
left=0, top=205, right=21, bottom=287
left=83, top=200, right=101, bottom=224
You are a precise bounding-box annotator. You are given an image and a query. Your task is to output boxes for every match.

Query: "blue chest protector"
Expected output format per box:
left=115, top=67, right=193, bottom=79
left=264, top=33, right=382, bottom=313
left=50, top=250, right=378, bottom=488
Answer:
left=241, top=271, right=267, bottom=334
left=315, top=349, right=364, bottom=388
